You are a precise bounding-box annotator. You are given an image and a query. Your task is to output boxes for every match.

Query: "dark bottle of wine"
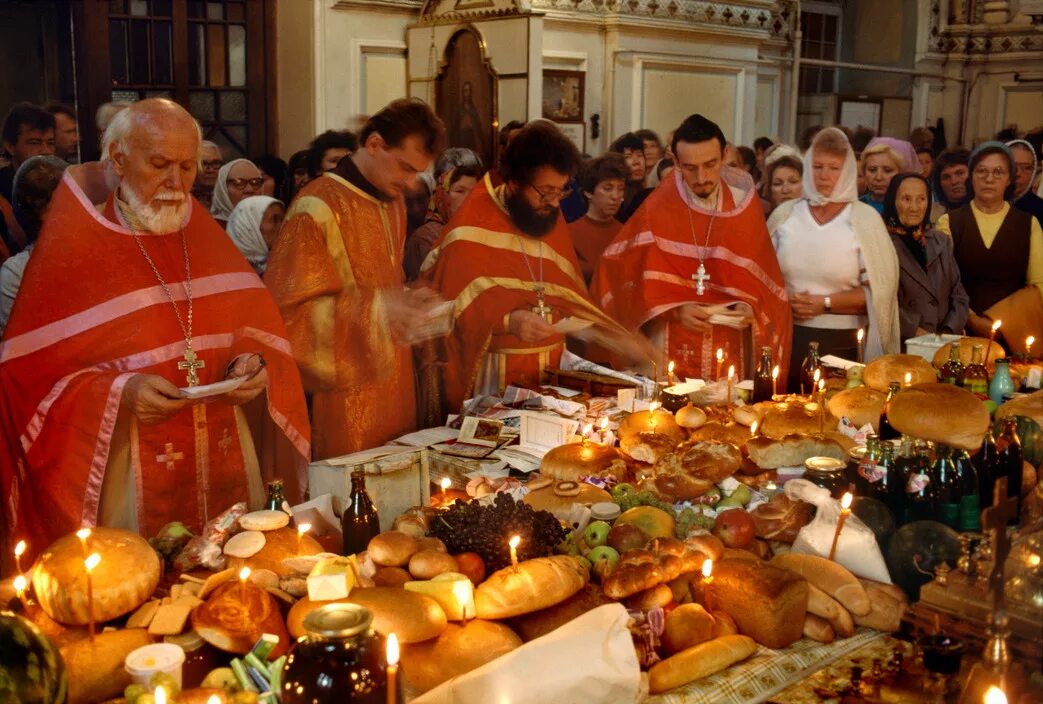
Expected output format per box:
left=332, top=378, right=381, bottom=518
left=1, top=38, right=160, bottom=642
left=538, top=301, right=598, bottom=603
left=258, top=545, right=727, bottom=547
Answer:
left=995, top=417, right=1024, bottom=525
left=902, top=440, right=934, bottom=525
left=799, top=341, right=821, bottom=396
left=752, top=346, right=774, bottom=403
left=939, top=341, right=964, bottom=385
left=342, top=468, right=381, bottom=556
left=930, top=444, right=961, bottom=530
left=953, top=449, right=981, bottom=532
left=878, top=382, right=901, bottom=441
left=973, top=428, right=998, bottom=511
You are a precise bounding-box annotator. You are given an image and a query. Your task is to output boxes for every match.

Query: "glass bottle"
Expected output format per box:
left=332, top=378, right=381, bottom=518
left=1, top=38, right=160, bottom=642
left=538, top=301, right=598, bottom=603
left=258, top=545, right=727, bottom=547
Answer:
left=891, top=435, right=916, bottom=521
left=854, top=436, right=880, bottom=496
left=961, top=344, right=988, bottom=397
left=753, top=346, right=774, bottom=403
left=902, top=440, right=934, bottom=525
left=930, top=444, right=961, bottom=530
left=874, top=442, right=896, bottom=507
left=264, top=479, right=286, bottom=512
left=996, top=417, right=1024, bottom=525
left=989, top=358, right=1016, bottom=404
left=878, top=382, right=901, bottom=441
left=973, top=428, right=998, bottom=511
left=939, top=341, right=964, bottom=385
left=342, top=469, right=381, bottom=556
left=799, top=341, right=821, bottom=396
left=953, top=449, right=981, bottom=532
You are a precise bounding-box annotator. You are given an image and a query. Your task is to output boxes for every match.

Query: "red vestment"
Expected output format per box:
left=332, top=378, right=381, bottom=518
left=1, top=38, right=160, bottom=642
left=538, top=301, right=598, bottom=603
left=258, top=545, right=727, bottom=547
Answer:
left=0, top=165, right=310, bottom=562
left=592, top=169, right=791, bottom=380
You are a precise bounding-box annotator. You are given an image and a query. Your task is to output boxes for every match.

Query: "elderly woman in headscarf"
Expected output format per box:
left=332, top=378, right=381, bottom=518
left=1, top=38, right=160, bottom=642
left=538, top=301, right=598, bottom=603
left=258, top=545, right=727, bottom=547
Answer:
left=1, top=155, right=68, bottom=333
left=226, top=195, right=284, bottom=276
left=882, top=172, right=968, bottom=341
left=1008, top=139, right=1043, bottom=224
left=859, top=137, right=919, bottom=215
left=210, top=158, right=264, bottom=226
left=768, top=127, right=899, bottom=388
left=936, top=141, right=1043, bottom=351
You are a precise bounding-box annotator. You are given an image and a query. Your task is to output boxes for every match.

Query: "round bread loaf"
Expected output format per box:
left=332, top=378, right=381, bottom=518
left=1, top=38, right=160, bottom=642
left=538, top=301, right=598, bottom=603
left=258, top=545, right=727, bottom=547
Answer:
left=759, top=401, right=834, bottom=439
left=675, top=404, right=708, bottom=429
left=408, top=549, right=459, bottom=579
left=931, top=337, right=1005, bottom=369
left=688, top=421, right=753, bottom=446
left=620, top=431, right=680, bottom=464
left=192, top=581, right=289, bottom=656
left=367, top=531, right=420, bottom=567
left=522, top=483, right=612, bottom=522
left=225, top=526, right=323, bottom=577
left=996, top=389, right=1043, bottom=427
left=652, top=441, right=741, bottom=500
left=238, top=510, right=290, bottom=531
left=864, top=354, right=937, bottom=391
left=827, top=387, right=887, bottom=431
left=401, top=621, right=522, bottom=695
left=32, top=527, right=161, bottom=625
left=540, top=442, right=627, bottom=481
left=286, top=588, right=448, bottom=642
left=888, top=382, right=990, bottom=450
left=474, top=555, right=589, bottom=619
left=618, top=409, right=686, bottom=447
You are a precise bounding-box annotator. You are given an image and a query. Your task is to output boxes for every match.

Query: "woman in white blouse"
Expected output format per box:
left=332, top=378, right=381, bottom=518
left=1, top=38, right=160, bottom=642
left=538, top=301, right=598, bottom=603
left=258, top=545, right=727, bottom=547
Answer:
left=768, top=127, right=900, bottom=391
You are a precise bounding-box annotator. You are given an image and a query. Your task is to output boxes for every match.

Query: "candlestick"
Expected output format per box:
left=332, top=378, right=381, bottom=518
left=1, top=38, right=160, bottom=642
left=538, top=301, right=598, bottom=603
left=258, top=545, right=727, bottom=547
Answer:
left=818, top=379, right=826, bottom=433
left=297, top=523, right=311, bottom=555
left=85, top=552, right=101, bottom=642
left=13, top=574, right=27, bottom=609
left=386, top=632, right=399, bottom=704
left=13, top=540, right=25, bottom=575
left=155, top=686, right=167, bottom=704
left=509, top=535, right=521, bottom=572
left=856, top=328, right=865, bottom=364
left=715, top=348, right=724, bottom=381
left=75, top=528, right=90, bottom=562
left=985, top=319, right=1002, bottom=370
left=727, top=365, right=735, bottom=408
left=984, top=685, right=1007, bottom=704
left=828, top=493, right=853, bottom=561
left=1027, top=336, right=1035, bottom=358
left=648, top=401, right=660, bottom=431
left=667, top=360, right=675, bottom=385
left=771, top=365, right=779, bottom=399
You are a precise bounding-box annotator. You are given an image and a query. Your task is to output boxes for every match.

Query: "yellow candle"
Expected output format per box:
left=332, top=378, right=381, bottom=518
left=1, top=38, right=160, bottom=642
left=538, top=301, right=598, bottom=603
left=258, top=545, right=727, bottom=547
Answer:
left=701, top=558, right=713, bottom=584
left=75, top=528, right=90, bottom=561
left=715, top=348, right=724, bottom=380
left=771, top=365, right=779, bottom=398
left=648, top=401, right=660, bottom=431
left=818, top=379, right=826, bottom=432
left=727, top=365, right=735, bottom=408
left=1026, top=336, right=1035, bottom=357
left=13, top=574, right=27, bottom=609
left=750, top=420, right=759, bottom=437
left=155, top=686, right=167, bottom=704
left=296, top=523, right=311, bottom=555
left=13, top=540, right=26, bottom=575
left=667, top=360, right=675, bottom=385
left=904, top=371, right=912, bottom=388
left=453, top=579, right=473, bottom=625
left=509, top=535, right=521, bottom=571
left=238, top=567, right=251, bottom=630
left=85, top=552, right=101, bottom=642
left=386, top=632, right=400, bottom=704
left=983, top=685, right=1006, bottom=704
left=856, top=328, right=865, bottom=364
left=828, top=493, right=853, bottom=561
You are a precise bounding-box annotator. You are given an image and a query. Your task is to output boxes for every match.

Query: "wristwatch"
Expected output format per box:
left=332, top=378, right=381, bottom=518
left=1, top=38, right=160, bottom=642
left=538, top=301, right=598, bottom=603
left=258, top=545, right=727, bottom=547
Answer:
left=823, top=295, right=832, bottom=313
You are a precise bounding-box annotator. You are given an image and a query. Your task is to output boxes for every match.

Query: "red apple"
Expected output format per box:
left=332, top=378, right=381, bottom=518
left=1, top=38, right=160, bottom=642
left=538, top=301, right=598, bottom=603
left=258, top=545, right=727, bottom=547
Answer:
left=453, top=552, right=486, bottom=585
left=712, top=509, right=755, bottom=549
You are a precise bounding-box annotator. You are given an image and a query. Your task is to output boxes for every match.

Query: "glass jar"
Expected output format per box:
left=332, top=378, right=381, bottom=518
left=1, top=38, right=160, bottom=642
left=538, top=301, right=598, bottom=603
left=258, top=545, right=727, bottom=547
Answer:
left=804, top=456, right=848, bottom=498
left=280, top=604, right=393, bottom=704
left=989, top=358, right=1016, bottom=405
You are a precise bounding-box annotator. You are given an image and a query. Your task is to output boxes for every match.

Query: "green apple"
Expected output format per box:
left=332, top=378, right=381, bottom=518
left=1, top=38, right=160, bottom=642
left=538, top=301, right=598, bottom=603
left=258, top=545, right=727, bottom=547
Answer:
left=583, top=520, right=612, bottom=548
left=587, top=545, right=620, bottom=580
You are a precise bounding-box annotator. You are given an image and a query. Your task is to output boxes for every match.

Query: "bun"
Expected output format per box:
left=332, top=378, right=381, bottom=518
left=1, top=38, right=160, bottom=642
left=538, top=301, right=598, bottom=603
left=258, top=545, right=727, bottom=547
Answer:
left=751, top=495, right=814, bottom=543
left=705, top=558, right=809, bottom=649
left=507, top=584, right=615, bottom=642
left=828, top=387, right=886, bottom=431
left=688, top=421, right=752, bottom=447
left=684, top=533, right=725, bottom=561
left=661, top=603, right=714, bottom=654
left=373, top=566, right=412, bottom=587
left=887, top=382, right=991, bottom=451
left=618, top=409, right=686, bottom=447
left=620, top=431, right=680, bottom=464
left=408, top=550, right=459, bottom=579
left=759, top=401, right=835, bottom=439
left=864, top=354, right=937, bottom=391
left=803, top=614, right=836, bottom=643
left=61, top=628, right=152, bottom=704
left=226, top=526, right=323, bottom=577
left=731, top=404, right=761, bottom=427
left=540, top=442, right=627, bottom=481
left=603, top=562, right=662, bottom=600
left=854, top=579, right=907, bottom=632
left=401, top=621, right=522, bottom=695
left=625, top=583, right=674, bottom=611
left=522, top=483, right=612, bottom=521
left=675, top=404, right=708, bottom=429
left=286, top=588, right=448, bottom=642
left=745, top=434, right=846, bottom=470
left=33, top=527, right=160, bottom=626
left=648, top=635, right=757, bottom=694
left=931, top=337, right=1005, bottom=369
left=192, top=581, right=289, bottom=655
left=368, top=531, right=420, bottom=567
left=475, top=556, right=589, bottom=619
left=770, top=553, right=870, bottom=616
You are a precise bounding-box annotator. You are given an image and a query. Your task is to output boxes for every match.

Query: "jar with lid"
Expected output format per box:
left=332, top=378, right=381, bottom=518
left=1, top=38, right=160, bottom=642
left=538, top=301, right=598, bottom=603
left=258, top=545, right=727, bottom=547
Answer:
left=281, top=603, right=395, bottom=703
left=804, top=456, right=848, bottom=498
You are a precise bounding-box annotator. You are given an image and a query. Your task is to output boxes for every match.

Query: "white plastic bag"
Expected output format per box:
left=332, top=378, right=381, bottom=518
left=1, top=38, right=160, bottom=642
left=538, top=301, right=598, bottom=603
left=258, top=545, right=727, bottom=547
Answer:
left=785, top=479, right=891, bottom=583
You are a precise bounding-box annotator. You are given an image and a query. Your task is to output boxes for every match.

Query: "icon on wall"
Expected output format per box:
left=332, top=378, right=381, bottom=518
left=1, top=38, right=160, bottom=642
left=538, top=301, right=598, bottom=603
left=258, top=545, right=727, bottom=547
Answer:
left=542, top=70, right=584, bottom=122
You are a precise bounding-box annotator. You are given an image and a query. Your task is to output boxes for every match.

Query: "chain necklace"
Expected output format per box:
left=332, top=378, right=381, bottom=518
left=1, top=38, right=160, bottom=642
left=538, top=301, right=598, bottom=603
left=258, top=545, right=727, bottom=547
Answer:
left=685, top=184, right=719, bottom=296
left=120, top=197, right=205, bottom=386
left=514, top=233, right=551, bottom=323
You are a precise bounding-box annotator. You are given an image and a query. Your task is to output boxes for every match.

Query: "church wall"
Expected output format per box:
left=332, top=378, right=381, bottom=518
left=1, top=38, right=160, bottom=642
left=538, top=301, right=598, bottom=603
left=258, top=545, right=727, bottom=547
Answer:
left=275, top=0, right=318, bottom=156
left=541, top=20, right=606, bottom=154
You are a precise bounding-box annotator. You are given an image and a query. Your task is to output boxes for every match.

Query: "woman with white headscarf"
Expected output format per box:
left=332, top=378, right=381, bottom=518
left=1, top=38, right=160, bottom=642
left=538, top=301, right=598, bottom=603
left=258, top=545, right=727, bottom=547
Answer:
left=210, top=158, right=264, bottom=226
left=226, top=195, right=284, bottom=275
left=768, top=127, right=900, bottom=389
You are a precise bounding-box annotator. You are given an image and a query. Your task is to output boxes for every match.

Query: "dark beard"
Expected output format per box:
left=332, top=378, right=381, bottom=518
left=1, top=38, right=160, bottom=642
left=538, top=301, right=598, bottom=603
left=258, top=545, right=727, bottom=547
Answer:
left=505, top=188, right=559, bottom=238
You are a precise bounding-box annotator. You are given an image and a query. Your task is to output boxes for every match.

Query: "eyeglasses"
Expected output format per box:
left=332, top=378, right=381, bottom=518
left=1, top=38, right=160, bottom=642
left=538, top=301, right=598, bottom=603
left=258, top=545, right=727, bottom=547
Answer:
left=973, top=167, right=1009, bottom=181
left=228, top=177, right=264, bottom=189
left=201, top=160, right=223, bottom=170
left=528, top=182, right=573, bottom=204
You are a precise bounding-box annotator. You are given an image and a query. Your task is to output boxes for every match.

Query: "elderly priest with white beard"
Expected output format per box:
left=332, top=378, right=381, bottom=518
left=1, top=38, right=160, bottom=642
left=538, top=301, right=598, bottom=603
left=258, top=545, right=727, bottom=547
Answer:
left=0, top=98, right=310, bottom=564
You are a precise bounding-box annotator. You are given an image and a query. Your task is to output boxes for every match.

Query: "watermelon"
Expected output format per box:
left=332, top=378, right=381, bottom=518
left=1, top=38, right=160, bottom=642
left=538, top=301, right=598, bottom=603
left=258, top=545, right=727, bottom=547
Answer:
left=886, top=521, right=960, bottom=600
left=0, top=611, right=67, bottom=703
left=851, top=496, right=896, bottom=553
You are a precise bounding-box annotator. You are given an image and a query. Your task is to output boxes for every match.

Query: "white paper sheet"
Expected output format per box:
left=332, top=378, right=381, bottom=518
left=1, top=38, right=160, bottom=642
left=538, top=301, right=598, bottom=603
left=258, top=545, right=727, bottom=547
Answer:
left=819, top=354, right=860, bottom=370
left=553, top=316, right=596, bottom=335
left=178, top=375, right=246, bottom=399
left=394, top=426, right=460, bottom=447
left=315, top=445, right=413, bottom=466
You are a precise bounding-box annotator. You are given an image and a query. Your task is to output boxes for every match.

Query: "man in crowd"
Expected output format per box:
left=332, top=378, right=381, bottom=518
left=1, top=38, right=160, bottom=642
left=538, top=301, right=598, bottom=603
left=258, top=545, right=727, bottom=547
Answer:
left=192, top=140, right=223, bottom=209
left=753, top=136, right=774, bottom=176
left=594, top=114, right=791, bottom=380
left=45, top=103, right=80, bottom=163
left=306, top=129, right=358, bottom=179
left=265, top=99, right=444, bottom=459
left=635, top=129, right=663, bottom=170
left=931, top=147, right=971, bottom=221
left=0, top=98, right=310, bottom=558
left=569, top=153, right=627, bottom=284
left=1, top=103, right=55, bottom=253
left=610, top=132, right=652, bottom=223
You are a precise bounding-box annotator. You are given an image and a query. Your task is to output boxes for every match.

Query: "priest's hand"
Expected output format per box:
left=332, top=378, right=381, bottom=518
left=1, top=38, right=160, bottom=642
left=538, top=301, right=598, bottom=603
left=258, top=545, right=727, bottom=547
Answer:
left=509, top=309, right=556, bottom=343
left=122, top=374, right=194, bottom=425
left=674, top=304, right=713, bottom=332
left=221, top=354, right=268, bottom=405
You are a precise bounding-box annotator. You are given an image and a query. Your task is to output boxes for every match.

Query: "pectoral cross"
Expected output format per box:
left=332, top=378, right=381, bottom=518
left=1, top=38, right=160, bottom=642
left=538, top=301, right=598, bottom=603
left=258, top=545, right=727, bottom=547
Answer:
left=156, top=442, right=184, bottom=471
left=692, top=263, right=710, bottom=296
left=532, top=286, right=552, bottom=323
left=178, top=345, right=206, bottom=387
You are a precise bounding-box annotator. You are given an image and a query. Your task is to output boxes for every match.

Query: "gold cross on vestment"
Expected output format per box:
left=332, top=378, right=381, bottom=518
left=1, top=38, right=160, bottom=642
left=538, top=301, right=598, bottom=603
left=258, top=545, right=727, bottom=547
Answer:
left=156, top=442, right=185, bottom=471
left=532, top=286, right=552, bottom=323
left=177, top=346, right=206, bottom=387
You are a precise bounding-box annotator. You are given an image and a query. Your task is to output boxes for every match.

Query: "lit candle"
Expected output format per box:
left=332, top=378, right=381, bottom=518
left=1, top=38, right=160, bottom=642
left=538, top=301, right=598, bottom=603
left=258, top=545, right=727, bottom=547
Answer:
left=985, top=319, right=1002, bottom=370
left=856, top=328, right=865, bottom=364
left=818, top=379, right=826, bottom=433
left=750, top=420, right=759, bottom=438
left=764, top=480, right=777, bottom=499
left=771, top=365, right=779, bottom=398
left=509, top=535, right=521, bottom=571
left=702, top=558, right=713, bottom=584
left=828, top=492, right=853, bottom=561
left=903, top=371, right=912, bottom=388
left=582, top=422, right=594, bottom=445
left=600, top=416, right=615, bottom=447
left=1026, top=336, right=1035, bottom=357
left=727, top=365, right=735, bottom=408
left=984, top=685, right=1007, bottom=704
left=296, top=523, right=312, bottom=555
left=75, top=528, right=90, bottom=561
left=238, top=566, right=251, bottom=629
left=648, top=401, right=660, bottom=431
left=155, top=686, right=167, bottom=704
left=13, top=540, right=26, bottom=575
left=206, top=697, right=221, bottom=704
left=715, top=348, right=724, bottom=380
left=386, top=632, right=399, bottom=704
left=85, top=552, right=101, bottom=642
left=453, top=579, right=473, bottom=625
left=440, top=476, right=450, bottom=500
left=667, top=360, right=675, bottom=385
left=13, top=574, right=27, bottom=609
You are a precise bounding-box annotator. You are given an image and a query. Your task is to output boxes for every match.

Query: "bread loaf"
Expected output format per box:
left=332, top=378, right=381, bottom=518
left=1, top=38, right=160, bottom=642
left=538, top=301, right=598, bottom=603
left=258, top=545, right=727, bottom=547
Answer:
left=745, top=433, right=846, bottom=469
left=751, top=495, right=814, bottom=543
left=474, top=556, right=589, bottom=619
left=864, top=354, right=937, bottom=391
left=540, top=442, right=628, bottom=480
left=61, top=628, right=152, bottom=704
left=602, top=562, right=662, bottom=600
left=621, top=431, right=680, bottom=464
left=618, top=409, right=686, bottom=447
left=626, top=583, right=674, bottom=611
left=710, top=610, right=739, bottom=638
left=648, top=635, right=757, bottom=694
left=408, top=550, right=458, bottom=579
left=688, top=421, right=753, bottom=447
left=827, top=387, right=886, bottom=431
left=759, top=401, right=835, bottom=439
left=225, top=526, right=323, bottom=577
left=400, top=621, right=522, bottom=695
left=191, top=581, right=289, bottom=656
left=803, top=614, right=836, bottom=643
left=662, top=603, right=715, bottom=654
left=887, top=382, right=990, bottom=451
left=931, top=337, right=1005, bottom=369
left=854, top=580, right=907, bottom=632
left=286, top=588, right=448, bottom=642
left=705, top=558, right=808, bottom=649
left=367, top=531, right=420, bottom=567
left=770, top=553, right=870, bottom=616
left=507, top=584, right=615, bottom=642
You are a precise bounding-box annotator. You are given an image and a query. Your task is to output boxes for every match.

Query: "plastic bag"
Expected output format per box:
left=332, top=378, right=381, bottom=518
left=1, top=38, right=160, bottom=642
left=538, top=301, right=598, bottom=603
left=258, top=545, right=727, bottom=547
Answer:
left=785, top=479, right=891, bottom=583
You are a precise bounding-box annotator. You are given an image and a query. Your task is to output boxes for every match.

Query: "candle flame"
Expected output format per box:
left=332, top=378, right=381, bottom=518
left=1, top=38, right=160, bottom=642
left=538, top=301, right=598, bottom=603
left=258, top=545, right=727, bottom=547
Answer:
left=716, top=348, right=723, bottom=362
left=904, top=372, right=912, bottom=386
left=14, top=540, right=25, bottom=558
left=992, top=319, right=1002, bottom=333
left=984, top=686, right=1007, bottom=704
left=818, top=379, right=825, bottom=391
left=155, top=686, right=167, bottom=704
left=206, top=697, right=221, bottom=704
left=750, top=420, right=759, bottom=436
left=85, top=552, right=101, bottom=572
left=583, top=422, right=593, bottom=437
left=1027, top=553, right=1040, bottom=568
left=386, top=632, right=400, bottom=667
left=75, top=528, right=90, bottom=541
left=452, top=579, right=472, bottom=615
left=600, top=416, right=608, bottom=430
left=702, top=559, right=713, bottom=579
left=509, top=535, right=521, bottom=549
left=727, top=365, right=735, bottom=379
left=813, top=368, right=821, bottom=383
left=857, top=328, right=864, bottom=342
left=668, top=360, right=675, bottom=374
left=440, top=477, right=451, bottom=491
left=13, top=574, right=26, bottom=593
left=297, top=522, right=312, bottom=536
left=771, top=365, right=779, bottom=380
left=239, top=566, right=251, bottom=582
left=1027, top=336, right=1035, bottom=348
left=841, top=492, right=853, bottom=509
left=648, top=401, right=660, bottom=414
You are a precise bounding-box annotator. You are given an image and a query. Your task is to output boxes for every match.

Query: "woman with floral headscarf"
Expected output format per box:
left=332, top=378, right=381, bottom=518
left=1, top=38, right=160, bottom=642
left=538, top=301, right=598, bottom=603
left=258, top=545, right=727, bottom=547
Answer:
left=937, top=141, right=1043, bottom=351
left=769, top=127, right=899, bottom=389
left=882, top=172, right=968, bottom=341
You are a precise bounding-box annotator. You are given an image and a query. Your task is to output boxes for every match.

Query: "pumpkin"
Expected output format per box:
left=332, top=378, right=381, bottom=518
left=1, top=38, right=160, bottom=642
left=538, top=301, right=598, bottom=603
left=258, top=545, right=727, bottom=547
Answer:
left=886, top=521, right=960, bottom=600
left=0, top=610, right=67, bottom=703
left=851, top=496, right=896, bottom=553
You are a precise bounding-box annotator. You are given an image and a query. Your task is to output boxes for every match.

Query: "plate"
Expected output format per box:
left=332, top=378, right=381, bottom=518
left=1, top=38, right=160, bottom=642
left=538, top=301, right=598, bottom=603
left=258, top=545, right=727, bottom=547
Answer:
left=179, top=376, right=247, bottom=399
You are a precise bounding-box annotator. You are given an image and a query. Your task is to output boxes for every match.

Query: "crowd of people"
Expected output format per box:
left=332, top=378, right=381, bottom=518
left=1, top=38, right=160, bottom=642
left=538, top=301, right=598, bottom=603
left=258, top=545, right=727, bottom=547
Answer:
left=0, top=94, right=1041, bottom=557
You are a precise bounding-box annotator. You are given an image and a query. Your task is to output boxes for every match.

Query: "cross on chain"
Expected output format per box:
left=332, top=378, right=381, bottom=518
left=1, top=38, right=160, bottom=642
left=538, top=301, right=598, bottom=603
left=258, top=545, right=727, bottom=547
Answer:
left=177, top=346, right=206, bottom=387
left=156, top=442, right=185, bottom=471
left=691, top=263, right=711, bottom=296
left=532, top=287, right=552, bottom=323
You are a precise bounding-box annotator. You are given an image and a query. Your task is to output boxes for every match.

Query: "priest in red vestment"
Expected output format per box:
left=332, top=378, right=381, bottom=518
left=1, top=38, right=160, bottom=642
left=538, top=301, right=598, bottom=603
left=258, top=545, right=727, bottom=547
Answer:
left=0, top=99, right=310, bottom=564
left=593, top=114, right=792, bottom=381
left=419, top=122, right=636, bottom=418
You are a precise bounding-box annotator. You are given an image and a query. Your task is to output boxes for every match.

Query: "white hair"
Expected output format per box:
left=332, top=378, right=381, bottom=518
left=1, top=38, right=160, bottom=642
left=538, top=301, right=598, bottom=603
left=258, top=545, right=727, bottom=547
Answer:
left=198, top=139, right=222, bottom=167
left=95, top=101, right=134, bottom=133
left=101, top=104, right=203, bottom=163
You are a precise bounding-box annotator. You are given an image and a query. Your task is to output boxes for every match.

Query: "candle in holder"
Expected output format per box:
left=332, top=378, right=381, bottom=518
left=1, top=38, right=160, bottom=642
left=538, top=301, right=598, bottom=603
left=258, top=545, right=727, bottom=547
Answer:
left=984, top=685, right=1007, bottom=704
left=856, top=328, right=865, bottom=364
left=726, top=365, right=735, bottom=408
left=386, top=632, right=399, bottom=704
left=1027, top=336, right=1035, bottom=358
left=85, top=552, right=101, bottom=642
left=667, top=360, right=675, bottom=385
left=75, top=528, right=90, bottom=561
left=715, top=348, right=724, bottom=380
left=296, top=523, right=312, bottom=555
left=13, top=540, right=26, bottom=575
left=440, top=476, right=451, bottom=501
left=771, top=365, right=779, bottom=398
left=828, top=492, right=853, bottom=561
left=648, top=401, right=660, bottom=431
left=13, top=574, right=27, bottom=609
left=508, top=535, right=521, bottom=572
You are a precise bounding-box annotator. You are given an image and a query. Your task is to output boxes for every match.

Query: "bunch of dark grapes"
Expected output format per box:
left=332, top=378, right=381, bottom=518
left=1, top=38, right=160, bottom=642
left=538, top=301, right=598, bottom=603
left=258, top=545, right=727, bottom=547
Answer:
left=429, top=493, right=566, bottom=573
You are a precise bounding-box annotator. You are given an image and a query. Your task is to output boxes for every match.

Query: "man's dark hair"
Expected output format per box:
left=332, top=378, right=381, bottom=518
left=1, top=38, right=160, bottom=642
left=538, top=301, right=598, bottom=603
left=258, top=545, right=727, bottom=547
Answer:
left=359, top=98, right=445, bottom=157
left=500, top=121, right=581, bottom=184
left=849, top=127, right=876, bottom=155
left=738, top=146, right=758, bottom=177
left=2, top=102, right=56, bottom=148
left=306, top=129, right=358, bottom=177
left=254, top=153, right=287, bottom=192
left=634, top=129, right=662, bottom=148
left=12, top=155, right=68, bottom=245
left=798, top=125, right=823, bottom=152
left=44, top=102, right=76, bottom=121
left=578, top=153, right=628, bottom=195
left=499, top=120, right=525, bottom=150
left=995, top=127, right=1018, bottom=142
left=671, top=114, right=726, bottom=156
left=609, top=132, right=645, bottom=155
left=656, top=158, right=675, bottom=180
left=915, top=147, right=933, bottom=157
left=753, top=136, right=774, bottom=154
